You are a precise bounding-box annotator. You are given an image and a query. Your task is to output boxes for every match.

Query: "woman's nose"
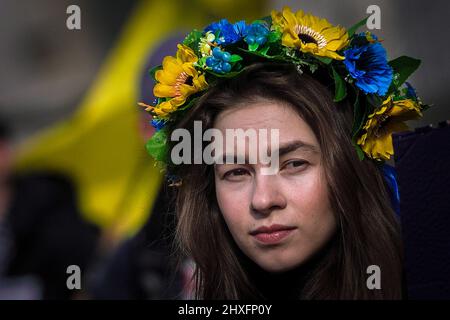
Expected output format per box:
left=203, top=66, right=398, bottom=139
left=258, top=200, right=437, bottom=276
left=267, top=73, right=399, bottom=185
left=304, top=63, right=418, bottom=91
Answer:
left=250, top=175, right=287, bottom=216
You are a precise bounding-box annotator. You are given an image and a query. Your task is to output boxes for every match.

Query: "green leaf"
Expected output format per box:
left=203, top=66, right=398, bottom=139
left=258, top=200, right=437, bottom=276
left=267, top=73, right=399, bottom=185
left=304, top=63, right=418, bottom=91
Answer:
left=178, top=96, right=199, bottom=111
left=196, top=56, right=208, bottom=69
left=388, top=56, right=421, bottom=89
left=308, top=64, right=318, bottom=73
left=314, top=56, right=332, bottom=65
left=260, top=15, right=272, bottom=25
left=259, top=46, right=270, bottom=56
left=353, top=141, right=365, bottom=161
left=347, top=17, right=368, bottom=37
left=149, top=65, right=162, bottom=82
left=351, top=90, right=365, bottom=138
left=366, top=94, right=384, bottom=109
left=332, top=66, right=347, bottom=102
left=248, top=43, right=259, bottom=52
left=258, top=46, right=270, bottom=56
left=182, top=29, right=203, bottom=54
left=267, top=30, right=281, bottom=43
left=237, top=47, right=277, bottom=59
left=349, top=88, right=369, bottom=160
left=229, top=54, right=243, bottom=63
left=182, top=29, right=202, bottom=45
left=146, top=129, right=168, bottom=162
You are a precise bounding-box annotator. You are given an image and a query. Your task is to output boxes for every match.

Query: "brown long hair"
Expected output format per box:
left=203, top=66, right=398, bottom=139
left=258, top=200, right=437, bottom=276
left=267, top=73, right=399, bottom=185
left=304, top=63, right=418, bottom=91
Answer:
left=171, top=62, right=403, bottom=299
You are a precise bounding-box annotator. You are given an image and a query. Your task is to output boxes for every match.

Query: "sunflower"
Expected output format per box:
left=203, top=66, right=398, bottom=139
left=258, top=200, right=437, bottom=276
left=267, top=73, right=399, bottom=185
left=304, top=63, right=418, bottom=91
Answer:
left=271, top=6, right=349, bottom=60
left=151, top=44, right=208, bottom=118
left=357, top=97, right=423, bottom=160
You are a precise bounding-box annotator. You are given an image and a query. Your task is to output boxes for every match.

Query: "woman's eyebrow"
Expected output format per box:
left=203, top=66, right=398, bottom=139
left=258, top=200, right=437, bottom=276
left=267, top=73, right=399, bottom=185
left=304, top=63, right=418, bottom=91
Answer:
left=215, top=140, right=319, bottom=165
left=276, top=140, right=319, bottom=156
left=219, top=154, right=247, bottom=164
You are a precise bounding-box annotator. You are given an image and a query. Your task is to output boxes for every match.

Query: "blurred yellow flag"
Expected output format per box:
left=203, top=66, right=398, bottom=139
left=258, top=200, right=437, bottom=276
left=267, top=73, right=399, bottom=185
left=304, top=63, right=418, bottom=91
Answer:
left=15, top=0, right=265, bottom=240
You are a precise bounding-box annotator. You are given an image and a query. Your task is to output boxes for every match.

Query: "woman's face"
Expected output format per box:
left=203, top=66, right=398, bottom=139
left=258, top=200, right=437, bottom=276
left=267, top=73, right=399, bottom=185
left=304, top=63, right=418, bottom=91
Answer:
left=214, top=100, right=336, bottom=273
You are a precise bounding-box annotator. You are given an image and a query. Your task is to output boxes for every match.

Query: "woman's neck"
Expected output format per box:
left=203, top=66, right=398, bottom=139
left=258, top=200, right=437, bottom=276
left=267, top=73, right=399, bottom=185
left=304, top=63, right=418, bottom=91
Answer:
left=242, top=251, right=324, bottom=300
left=244, top=242, right=328, bottom=300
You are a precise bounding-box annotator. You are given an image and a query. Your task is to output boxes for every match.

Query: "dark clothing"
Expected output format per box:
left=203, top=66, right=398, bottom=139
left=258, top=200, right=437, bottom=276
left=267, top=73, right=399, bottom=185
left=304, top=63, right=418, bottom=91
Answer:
left=394, top=124, right=450, bottom=299
left=4, top=172, right=100, bottom=299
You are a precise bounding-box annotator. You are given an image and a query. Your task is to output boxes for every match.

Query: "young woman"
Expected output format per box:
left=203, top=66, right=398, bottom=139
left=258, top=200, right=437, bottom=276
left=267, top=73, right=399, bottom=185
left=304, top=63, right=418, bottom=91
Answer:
left=172, top=62, right=402, bottom=299
left=141, top=7, right=426, bottom=299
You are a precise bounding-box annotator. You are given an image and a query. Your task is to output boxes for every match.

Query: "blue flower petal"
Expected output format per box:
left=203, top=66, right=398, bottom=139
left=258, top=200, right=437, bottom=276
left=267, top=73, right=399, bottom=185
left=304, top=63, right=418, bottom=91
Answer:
left=151, top=119, right=166, bottom=131
left=344, top=34, right=393, bottom=96
left=233, top=20, right=248, bottom=37
left=204, top=19, right=244, bottom=45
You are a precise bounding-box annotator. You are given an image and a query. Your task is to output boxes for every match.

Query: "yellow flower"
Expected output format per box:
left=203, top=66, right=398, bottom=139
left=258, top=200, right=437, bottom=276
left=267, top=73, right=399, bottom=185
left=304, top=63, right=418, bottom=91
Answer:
left=271, top=6, right=349, bottom=60
left=357, top=97, right=423, bottom=160
left=152, top=44, right=208, bottom=118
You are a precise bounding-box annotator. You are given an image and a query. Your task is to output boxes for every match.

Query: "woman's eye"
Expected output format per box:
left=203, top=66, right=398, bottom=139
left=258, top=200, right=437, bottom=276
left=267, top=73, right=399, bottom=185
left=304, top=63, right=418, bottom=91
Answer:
left=283, top=160, right=308, bottom=172
left=223, top=168, right=250, bottom=180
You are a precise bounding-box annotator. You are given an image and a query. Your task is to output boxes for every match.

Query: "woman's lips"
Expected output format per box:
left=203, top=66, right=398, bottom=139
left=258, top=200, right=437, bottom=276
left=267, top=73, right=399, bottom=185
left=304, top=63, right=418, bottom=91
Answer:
left=249, top=224, right=297, bottom=245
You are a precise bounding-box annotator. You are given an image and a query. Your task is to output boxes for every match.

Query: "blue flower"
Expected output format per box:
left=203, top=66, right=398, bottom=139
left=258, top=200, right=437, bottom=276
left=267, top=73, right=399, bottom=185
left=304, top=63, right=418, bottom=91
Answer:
left=204, top=19, right=247, bottom=45
left=233, top=20, right=248, bottom=38
left=151, top=119, right=166, bottom=131
left=206, top=47, right=232, bottom=73
left=344, top=33, right=393, bottom=96
left=244, top=22, right=270, bottom=47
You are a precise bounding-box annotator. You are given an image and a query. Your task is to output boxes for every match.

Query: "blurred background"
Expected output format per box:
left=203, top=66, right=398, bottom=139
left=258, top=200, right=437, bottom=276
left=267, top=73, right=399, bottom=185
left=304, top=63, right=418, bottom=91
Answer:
left=0, top=0, right=449, bottom=299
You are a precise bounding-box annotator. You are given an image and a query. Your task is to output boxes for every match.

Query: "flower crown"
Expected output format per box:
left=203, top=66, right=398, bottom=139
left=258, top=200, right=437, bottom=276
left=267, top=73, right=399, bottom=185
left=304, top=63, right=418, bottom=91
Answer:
left=140, top=6, right=428, bottom=164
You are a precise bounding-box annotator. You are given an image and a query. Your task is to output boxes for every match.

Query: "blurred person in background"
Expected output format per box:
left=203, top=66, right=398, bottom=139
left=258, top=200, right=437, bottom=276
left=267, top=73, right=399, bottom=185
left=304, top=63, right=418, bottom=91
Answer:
left=0, top=115, right=43, bottom=299
left=0, top=117, right=12, bottom=222
left=0, top=117, right=20, bottom=296
left=0, top=115, right=100, bottom=299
